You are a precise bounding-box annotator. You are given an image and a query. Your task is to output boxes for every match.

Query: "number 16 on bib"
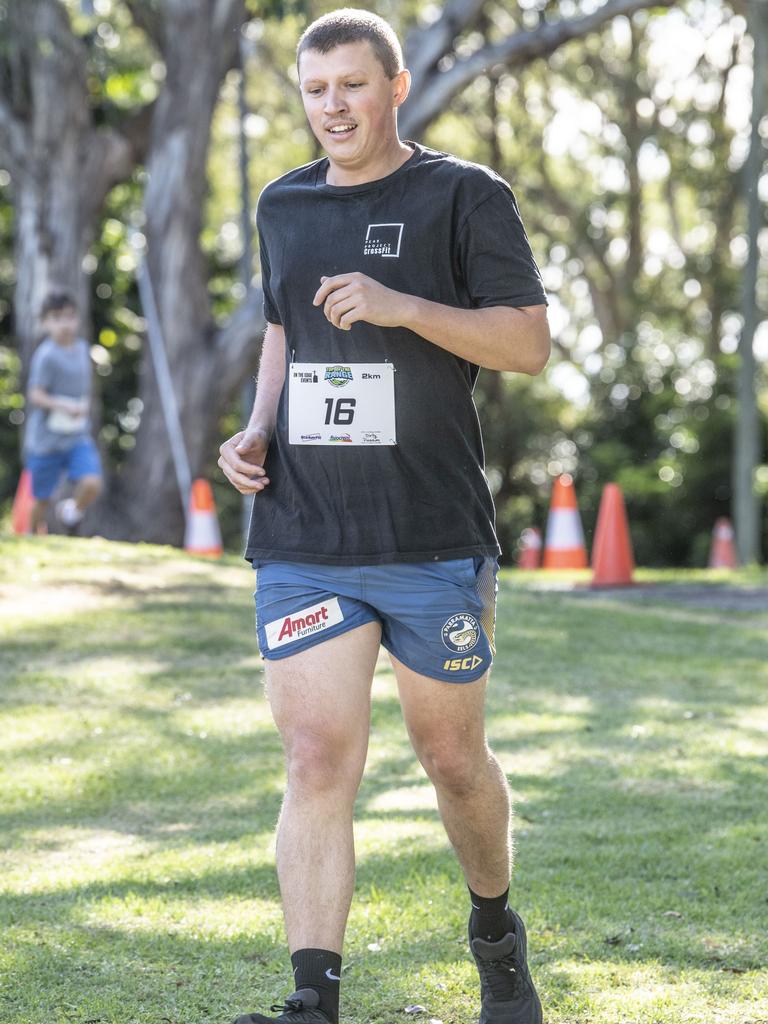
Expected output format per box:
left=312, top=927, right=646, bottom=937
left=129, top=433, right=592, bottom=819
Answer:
left=288, top=362, right=397, bottom=446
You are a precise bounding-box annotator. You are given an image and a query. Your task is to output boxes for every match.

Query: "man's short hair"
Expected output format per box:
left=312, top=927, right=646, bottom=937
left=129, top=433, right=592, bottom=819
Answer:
left=40, top=290, right=78, bottom=318
left=297, top=8, right=404, bottom=80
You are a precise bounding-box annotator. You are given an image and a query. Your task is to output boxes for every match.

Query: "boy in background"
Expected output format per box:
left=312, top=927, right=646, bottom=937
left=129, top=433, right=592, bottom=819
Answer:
left=24, top=290, right=102, bottom=533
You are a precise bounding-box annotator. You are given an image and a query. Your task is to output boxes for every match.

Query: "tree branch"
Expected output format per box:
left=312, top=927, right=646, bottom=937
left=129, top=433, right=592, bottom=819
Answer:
left=0, top=93, right=27, bottom=176
left=213, top=283, right=265, bottom=401
left=117, top=98, right=155, bottom=164
left=212, top=0, right=249, bottom=81
left=78, top=102, right=154, bottom=226
left=212, top=0, right=246, bottom=34
left=404, top=0, right=487, bottom=84
left=123, top=0, right=164, bottom=51
left=622, top=17, right=644, bottom=293
left=531, top=151, right=624, bottom=344
left=401, top=0, right=676, bottom=138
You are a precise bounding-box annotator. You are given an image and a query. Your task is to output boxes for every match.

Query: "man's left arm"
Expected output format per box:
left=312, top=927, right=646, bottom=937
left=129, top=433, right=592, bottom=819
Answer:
left=313, top=274, right=550, bottom=374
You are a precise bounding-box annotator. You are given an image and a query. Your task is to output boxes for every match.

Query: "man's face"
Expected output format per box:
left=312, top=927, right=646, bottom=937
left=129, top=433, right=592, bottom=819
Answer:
left=42, top=306, right=79, bottom=344
left=298, top=41, right=409, bottom=174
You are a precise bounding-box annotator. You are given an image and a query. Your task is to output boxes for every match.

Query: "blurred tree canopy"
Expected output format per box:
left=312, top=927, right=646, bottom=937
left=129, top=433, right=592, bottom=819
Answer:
left=0, top=0, right=766, bottom=564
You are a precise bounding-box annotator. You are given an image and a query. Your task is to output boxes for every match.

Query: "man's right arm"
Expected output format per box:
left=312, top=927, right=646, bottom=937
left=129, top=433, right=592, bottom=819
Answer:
left=218, top=322, right=286, bottom=494
left=28, top=387, right=87, bottom=414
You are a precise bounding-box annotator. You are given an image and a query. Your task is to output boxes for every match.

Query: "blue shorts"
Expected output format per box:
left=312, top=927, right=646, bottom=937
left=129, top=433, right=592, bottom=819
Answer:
left=26, top=439, right=102, bottom=500
left=254, top=558, right=498, bottom=683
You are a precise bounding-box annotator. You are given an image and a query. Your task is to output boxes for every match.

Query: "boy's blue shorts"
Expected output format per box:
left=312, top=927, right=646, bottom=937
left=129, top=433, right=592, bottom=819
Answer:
left=253, top=557, right=498, bottom=683
left=26, top=439, right=102, bottom=500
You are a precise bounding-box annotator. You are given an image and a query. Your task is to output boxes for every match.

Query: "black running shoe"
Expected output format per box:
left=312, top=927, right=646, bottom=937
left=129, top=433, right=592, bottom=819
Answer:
left=233, top=988, right=331, bottom=1024
left=469, top=910, right=543, bottom=1024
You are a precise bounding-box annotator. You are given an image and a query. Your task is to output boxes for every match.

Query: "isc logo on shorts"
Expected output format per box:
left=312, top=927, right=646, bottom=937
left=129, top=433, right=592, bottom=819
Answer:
left=443, top=655, right=484, bottom=673
left=265, top=597, right=343, bottom=649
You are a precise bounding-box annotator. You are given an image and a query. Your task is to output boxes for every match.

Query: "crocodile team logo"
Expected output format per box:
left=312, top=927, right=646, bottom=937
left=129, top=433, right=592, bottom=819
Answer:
left=324, top=365, right=353, bottom=387
left=441, top=613, right=480, bottom=653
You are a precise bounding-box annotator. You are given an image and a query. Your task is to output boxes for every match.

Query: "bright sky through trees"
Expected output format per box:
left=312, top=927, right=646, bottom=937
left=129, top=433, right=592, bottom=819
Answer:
left=537, top=6, right=762, bottom=405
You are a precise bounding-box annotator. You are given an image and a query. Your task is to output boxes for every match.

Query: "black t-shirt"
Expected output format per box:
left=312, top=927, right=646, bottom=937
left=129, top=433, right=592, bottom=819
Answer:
left=246, top=142, right=547, bottom=566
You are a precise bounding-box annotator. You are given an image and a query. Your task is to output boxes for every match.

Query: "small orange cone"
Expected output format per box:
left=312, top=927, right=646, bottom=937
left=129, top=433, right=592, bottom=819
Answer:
left=517, top=527, right=542, bottom=569
left=591, top=483, right=635, bottom=587
left=543, top=474, right=588, bottom=569
left=708, top=517, right=738, bottom=569
left=12, top=469, right=34, bottom=535
left=184, top=479, right=223, bottom=557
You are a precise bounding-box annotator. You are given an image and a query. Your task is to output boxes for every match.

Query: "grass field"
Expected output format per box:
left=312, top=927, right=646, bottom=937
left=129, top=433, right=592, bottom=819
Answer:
left=1, top=536, right=767, bottom=1024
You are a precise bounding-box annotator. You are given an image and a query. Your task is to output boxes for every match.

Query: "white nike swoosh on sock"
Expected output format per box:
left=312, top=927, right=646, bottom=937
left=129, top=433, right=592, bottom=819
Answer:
left=471, top=902, right=481, bottom=910
left=325, top=968, right=341, bottom=981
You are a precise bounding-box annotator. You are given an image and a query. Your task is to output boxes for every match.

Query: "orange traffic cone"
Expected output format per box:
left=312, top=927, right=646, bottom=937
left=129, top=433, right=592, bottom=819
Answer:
left=12, top=469, right=34, bottom=535
left=184, top=479, right=223, bottom=557
left=517, top=527, right=542, bottom=569
left=591, top=483, right=635, bottom=587
left=542, top=474, right=588, bottom=569
left=708, top=517, right=738, bottom=569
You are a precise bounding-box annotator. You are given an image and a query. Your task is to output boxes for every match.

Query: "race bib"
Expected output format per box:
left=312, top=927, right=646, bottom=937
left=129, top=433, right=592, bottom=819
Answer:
left=288, top=362, right=396, bottom=446
left=48, top=408, right=87, bottom=434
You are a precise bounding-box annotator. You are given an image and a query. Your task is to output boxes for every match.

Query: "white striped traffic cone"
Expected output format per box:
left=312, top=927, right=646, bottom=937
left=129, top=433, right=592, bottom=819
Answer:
left=184, top=479, right=223, bottom=557
left=542, top=474, right=588, bottom=569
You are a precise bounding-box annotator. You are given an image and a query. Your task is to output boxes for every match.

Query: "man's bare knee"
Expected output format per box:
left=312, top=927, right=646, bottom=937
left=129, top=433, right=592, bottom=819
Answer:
left=284, top=728, right=364, bottom=799
left=419, top=741, right=489, bottom=798
left=76, top=475, right=102, bottom=501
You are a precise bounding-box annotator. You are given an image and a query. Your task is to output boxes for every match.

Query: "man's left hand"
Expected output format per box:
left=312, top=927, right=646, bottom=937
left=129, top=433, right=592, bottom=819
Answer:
left=313, top=273, right=410, bottom=331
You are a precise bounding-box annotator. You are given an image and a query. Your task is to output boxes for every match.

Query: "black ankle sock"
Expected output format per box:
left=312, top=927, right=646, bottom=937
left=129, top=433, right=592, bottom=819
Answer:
left=290, top=948, right=341, bottom=1022
left=469, top=886, right=515, bottom=943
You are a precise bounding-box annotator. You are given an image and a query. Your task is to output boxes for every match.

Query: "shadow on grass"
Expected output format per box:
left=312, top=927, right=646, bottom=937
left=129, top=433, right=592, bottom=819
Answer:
left=2, top=558, right=767, bottom=1022
left=0, top=917, right=480, bottom=1024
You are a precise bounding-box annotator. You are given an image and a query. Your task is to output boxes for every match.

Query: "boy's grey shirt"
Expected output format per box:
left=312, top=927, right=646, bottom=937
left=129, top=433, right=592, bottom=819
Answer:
left=25, top=338, right=93, bottom=455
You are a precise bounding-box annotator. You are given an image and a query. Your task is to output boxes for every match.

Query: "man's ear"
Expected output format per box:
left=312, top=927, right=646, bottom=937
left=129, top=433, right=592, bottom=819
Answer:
left=393, top=68, right=411, bottom=108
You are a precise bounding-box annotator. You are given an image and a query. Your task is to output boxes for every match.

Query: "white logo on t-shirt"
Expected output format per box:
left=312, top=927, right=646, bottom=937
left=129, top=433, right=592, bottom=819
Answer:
left=364, top=223, right=403, bottom=258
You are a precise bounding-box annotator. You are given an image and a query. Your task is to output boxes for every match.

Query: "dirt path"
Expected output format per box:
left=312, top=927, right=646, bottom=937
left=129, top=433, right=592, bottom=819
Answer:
left=527, top=581, right=768, bottom=613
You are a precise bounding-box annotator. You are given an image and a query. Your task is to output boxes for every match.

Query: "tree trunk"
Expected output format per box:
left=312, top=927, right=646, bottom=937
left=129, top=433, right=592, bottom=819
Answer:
left=0, top=0, right=262, bottom=544
left=0, top=0, right=148, bottom=372
left=733, top=0, right=766, bottom=564
left=2, top=0, right=92, bottom=371
left=101, top=0, right=264, bottom=544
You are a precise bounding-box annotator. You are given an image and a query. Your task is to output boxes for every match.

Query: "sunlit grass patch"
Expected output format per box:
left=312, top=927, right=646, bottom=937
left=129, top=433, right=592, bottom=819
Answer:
left=0, top=535, right=766, bottom=1023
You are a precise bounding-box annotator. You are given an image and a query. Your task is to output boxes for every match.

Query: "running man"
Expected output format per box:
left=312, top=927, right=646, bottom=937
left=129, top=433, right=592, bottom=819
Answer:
left=219, top=10, right=550, bottom=1023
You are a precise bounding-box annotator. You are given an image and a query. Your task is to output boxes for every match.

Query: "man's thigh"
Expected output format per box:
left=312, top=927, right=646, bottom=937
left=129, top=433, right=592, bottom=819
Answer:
left=265, top=622, right=382, bottom=775
left=26, top=451, right=66, bottom=500
left=255, top=562, right=383, bottom=756
left=66, top=438, right=102, bottom=481
left=391, top=654, right=489, bottom=756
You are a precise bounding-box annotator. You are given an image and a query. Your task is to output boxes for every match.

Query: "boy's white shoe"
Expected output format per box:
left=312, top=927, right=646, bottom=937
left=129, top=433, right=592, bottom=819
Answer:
left=56, top=498, right=83, bottom=527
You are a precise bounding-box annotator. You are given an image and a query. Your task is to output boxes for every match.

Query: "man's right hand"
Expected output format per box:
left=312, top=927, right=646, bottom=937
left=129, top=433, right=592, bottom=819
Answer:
left=218, top=426, right=271, bottom=494
left=61, top=397, right=88, bottom=417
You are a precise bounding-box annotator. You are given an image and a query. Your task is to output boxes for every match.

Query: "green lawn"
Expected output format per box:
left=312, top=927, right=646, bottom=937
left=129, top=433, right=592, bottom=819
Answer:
left=1, top=536, right=766, bottom=1024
